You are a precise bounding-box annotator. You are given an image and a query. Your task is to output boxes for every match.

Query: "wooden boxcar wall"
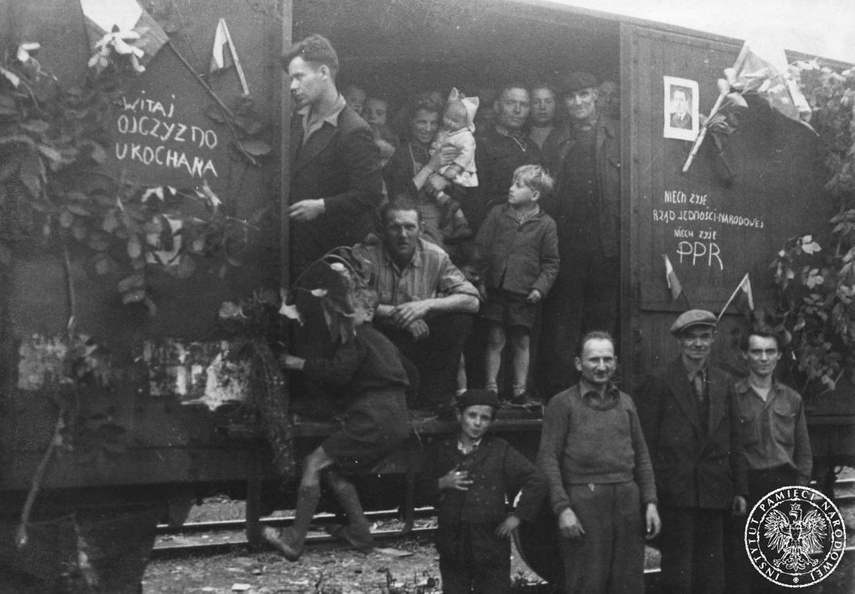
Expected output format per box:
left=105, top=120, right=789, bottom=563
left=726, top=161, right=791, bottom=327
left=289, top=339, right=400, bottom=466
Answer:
left=0, top=0, right=284, bottom=492
left=621, top=23, right=834, bottom=387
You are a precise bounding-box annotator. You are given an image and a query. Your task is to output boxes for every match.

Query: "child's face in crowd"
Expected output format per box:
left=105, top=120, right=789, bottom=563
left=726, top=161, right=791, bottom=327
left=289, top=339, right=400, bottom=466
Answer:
left=459, top=264, right=482, bottom=286
left=458, top=404, right=494, bottom=442
left=363, top=98, right=388, bottom=125
left=508, top=177, right=539, bottom=208
left=353, top=303, right=374, bottom=326
left=344, top=87, right=366, bottom=114
left=443, top=106, right=467, bottom=132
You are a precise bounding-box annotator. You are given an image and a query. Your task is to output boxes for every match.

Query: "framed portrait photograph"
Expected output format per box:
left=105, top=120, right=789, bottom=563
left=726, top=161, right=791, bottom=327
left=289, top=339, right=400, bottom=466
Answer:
left=663, top=76, right=699, bottom=141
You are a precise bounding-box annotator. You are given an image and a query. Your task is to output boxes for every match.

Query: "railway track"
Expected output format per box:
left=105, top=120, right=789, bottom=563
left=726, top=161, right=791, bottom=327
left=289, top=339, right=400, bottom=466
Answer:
left=152, top=478, right=855, bottom=559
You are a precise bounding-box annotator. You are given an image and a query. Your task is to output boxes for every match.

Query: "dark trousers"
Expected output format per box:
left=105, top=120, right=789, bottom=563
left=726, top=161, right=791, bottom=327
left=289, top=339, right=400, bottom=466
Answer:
left=539, top=247, right=619, bottom=397
left=438, top=523, right=511, bottom=594
left=380, top=313, right=473, bottom=409
left=658, top=506, right=726, bottom=594
left=724, top=466, right=798, bottom=594
left=559, top=482, right=645, bottom=594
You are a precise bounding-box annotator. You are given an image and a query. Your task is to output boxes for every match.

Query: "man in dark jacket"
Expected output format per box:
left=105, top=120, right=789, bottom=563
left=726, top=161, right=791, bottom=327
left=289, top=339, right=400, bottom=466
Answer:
left=539, top=71, right=622, bottom=396
left=282, top=34, right=382, bottom=279
left=636, top=309, right=748, bottom=594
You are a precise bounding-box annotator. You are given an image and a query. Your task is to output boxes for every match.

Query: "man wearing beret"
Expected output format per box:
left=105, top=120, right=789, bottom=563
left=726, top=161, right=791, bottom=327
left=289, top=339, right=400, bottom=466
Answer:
left=636, top=309, right=748, bottom=594
left=419, top=389, right=546, bottom=593
left=539, top=71, right=622, bottom=396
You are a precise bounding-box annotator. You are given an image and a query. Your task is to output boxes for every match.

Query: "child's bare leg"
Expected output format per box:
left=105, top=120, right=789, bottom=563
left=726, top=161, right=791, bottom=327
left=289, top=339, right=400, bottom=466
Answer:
left=485, top=321, right=506, bottom=393
left=456, top=353, right=467, bottom=397
left=509, top=326, right=531, bottom=399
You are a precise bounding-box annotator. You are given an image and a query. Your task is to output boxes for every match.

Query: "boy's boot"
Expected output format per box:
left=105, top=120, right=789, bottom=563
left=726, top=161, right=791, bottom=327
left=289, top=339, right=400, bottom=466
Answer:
left=325, top=470, right=374, bottom=552
left=262, top=484, right=320, bottom=561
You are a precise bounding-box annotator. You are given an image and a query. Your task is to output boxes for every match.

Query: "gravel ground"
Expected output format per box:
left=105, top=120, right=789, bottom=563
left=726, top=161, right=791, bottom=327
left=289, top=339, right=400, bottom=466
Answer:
left=141, top=471, right=855, bottom=593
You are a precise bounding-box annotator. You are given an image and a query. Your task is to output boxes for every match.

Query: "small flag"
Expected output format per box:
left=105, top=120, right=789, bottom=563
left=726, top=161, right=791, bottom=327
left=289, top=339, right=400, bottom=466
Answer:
left=735, top=272, right=755, bottom=314
left=209, top=19, right=235, bottom=73
left=209, top=19, right=250, bottom=95
left=663, top=254, right=683, bottom=301
left=80, top=0, right=168, bottom=69
left=718, top=273, right=755, bottom=321
left=726, top=40, right=813, bottom=127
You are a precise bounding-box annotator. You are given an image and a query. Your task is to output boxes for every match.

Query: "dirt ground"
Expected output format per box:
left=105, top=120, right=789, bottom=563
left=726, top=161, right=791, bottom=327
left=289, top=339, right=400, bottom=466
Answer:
left=142, top=530, right=543, bottom=594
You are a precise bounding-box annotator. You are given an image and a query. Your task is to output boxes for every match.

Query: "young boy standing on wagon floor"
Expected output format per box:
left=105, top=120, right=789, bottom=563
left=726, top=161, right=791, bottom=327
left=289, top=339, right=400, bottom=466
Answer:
left=475, top=164, right=559, bottom=405
left=421, top=389, right=546, bottom=594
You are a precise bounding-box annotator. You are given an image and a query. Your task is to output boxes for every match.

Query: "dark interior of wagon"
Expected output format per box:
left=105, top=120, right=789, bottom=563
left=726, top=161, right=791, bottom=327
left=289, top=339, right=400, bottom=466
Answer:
left=292, top=0, right=621, bottom=109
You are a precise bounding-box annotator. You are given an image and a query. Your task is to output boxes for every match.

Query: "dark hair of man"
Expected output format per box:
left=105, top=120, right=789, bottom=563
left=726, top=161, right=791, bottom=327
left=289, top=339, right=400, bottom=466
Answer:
left=281, top=34, right=340, bottom=80
left=741, top=325, right=783, bottom=352
left=380, top=197, right=421, bottom=227
left=577, top=330, right=615, bottom=357
left=529, top=82, right=558, bottom=97
left=496, top=83, right=529, bottom=99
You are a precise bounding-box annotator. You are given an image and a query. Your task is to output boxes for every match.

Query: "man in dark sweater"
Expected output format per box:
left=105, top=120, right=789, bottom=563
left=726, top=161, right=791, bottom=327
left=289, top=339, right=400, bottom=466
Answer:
left=421, top=389, right=546, bottom=594
left=537, top=331, right=660, bottom=593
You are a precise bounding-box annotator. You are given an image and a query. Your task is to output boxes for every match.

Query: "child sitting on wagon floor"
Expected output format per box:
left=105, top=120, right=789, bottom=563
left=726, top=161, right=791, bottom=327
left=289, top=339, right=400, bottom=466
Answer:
left=263, top=287, right=411, bottom=560
left=420, top=389, right=546, bottom=594
left=475, top=165, right=559, bottom=405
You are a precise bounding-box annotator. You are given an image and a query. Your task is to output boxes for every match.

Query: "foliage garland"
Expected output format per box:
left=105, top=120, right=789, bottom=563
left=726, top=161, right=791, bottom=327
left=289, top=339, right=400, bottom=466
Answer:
left=767, top=62, right=855, bottom=397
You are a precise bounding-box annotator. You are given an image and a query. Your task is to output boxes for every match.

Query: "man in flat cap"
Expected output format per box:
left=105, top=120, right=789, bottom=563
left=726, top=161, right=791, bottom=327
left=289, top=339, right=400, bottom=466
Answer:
left=538, top=71, right=622, bottom=396
left=636, top=309, right=748, bottom=594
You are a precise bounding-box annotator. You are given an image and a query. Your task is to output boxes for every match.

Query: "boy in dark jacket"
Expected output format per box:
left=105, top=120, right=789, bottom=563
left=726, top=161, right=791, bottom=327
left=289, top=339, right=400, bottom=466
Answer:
left=263, top=287, right=411, bottom=560
left=476, top=165, right=559, bottom=405
left=421, top=389, right=546, bottom=593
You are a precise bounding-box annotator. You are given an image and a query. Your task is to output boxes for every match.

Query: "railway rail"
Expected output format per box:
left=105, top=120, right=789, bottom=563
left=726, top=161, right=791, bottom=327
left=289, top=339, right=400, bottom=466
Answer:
left=151, top=478, right=855, bottom=559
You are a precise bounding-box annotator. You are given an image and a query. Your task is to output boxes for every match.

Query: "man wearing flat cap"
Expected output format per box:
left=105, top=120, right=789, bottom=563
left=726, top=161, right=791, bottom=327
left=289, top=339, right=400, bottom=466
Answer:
left=636, top=310, right=748, bottom=594
left=539, top=71, right=622, bottom=396
left=419, top=389, right=546, bottom=593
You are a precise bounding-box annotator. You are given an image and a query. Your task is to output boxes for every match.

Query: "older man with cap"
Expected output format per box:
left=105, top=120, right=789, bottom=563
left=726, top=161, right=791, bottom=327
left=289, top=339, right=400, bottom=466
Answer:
left=636, top=309, right=748, bottom=594
left=539, top=72, right=622, bottom=396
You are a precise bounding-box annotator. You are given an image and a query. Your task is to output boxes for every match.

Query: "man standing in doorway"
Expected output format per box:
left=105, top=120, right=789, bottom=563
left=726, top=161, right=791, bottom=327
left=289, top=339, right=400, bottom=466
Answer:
left=539, top=72, right=621, bottom=396
left=637, top=309, right=748, bottom=594
left=283, top=34, right=382, bottom=279
left=469, top=83, right=541, bottom=230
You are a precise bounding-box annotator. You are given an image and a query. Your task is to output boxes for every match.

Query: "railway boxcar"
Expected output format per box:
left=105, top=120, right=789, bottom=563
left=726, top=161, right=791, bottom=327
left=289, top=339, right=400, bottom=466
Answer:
left=0, top=0, right=853, bottom=590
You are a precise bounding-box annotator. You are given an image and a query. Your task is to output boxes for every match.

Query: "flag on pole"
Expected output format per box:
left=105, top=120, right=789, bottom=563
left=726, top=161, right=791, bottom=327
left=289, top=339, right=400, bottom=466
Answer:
left=718, top=273, right=755, bottom=321
left=209, top=19, right=235, bottom=73
left=726, top=39, right=812, bottom=127
left=209, top=19, right=250, bottom=95
left=80, top=0, right=168, bottom=69
left=683, top=38, right=814, bottom=172
left=663, top=254, right=683, bottom=301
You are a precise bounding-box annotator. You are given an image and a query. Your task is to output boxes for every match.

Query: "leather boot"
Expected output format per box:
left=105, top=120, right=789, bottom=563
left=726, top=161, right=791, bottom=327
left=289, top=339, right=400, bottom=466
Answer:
left=325, top=470, right=374, bottom=552
left=262, top=484, right=320, bottom=561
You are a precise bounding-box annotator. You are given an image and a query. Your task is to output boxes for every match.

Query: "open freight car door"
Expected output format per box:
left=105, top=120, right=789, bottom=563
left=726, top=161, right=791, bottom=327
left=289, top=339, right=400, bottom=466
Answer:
left=620, top=23, right=833, bottom=386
